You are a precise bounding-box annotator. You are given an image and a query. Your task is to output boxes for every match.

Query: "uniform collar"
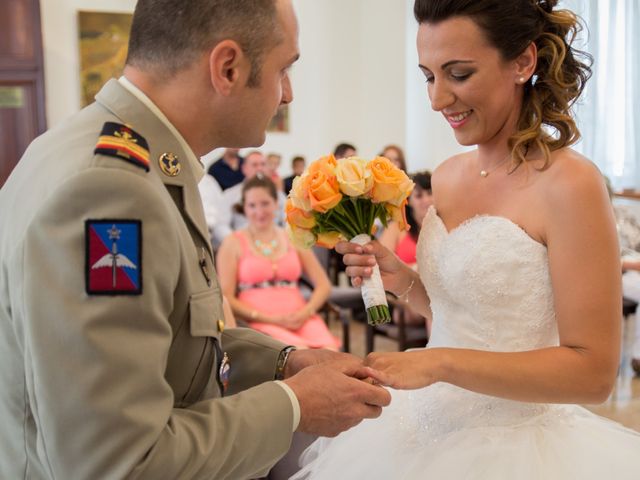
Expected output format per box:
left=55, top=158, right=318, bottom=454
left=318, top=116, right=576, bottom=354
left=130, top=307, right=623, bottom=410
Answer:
left=95, top=78, right=212, bottom=254
left=118, top=76, right=205, bottom=181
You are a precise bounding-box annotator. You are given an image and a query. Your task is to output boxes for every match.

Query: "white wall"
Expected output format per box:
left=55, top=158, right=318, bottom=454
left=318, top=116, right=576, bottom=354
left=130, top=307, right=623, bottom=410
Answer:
left=40, top=0, right=137, bottom=127
left=40, top=0, right=465, bottom=175
left=233, top=0, right=412, bottom=172
left=403, top=0, right=466, bottom=173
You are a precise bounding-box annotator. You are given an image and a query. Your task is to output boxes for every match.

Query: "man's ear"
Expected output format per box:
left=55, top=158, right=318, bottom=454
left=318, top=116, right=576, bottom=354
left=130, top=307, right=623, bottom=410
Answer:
left=208, top=40, right=245, bottom=96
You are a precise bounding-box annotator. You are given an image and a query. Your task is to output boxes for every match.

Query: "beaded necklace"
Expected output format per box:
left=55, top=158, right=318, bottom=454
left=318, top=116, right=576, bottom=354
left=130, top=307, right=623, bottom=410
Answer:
left=254, top=237, right=278, bottom=256
left=249, top=228, right=279, bottom=257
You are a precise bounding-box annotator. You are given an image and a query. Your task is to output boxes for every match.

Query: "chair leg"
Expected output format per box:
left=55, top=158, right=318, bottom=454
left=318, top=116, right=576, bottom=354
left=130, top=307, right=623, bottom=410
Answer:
left=365, top=323, right=374, bottom=354
left=395, top=306, right=407, bottom=351
left=338, top=307, right=351, bottom=353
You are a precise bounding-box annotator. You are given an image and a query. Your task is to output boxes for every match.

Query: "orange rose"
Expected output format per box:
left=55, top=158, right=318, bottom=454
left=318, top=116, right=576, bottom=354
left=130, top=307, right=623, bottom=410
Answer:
left=285, top=198, right=316, bottom=229
left=286, top=224, right=316, bottom=249
left=305, top=170, right=343, bottom=213
left=386, top=200, right=409, bottom=231
left=369, top=156, right=414, bottom=206
left=307, top=154, right=338, bottom=178
left=289, top=175, right=312, bottom=211
left=316, top=231, right=344, bottom=249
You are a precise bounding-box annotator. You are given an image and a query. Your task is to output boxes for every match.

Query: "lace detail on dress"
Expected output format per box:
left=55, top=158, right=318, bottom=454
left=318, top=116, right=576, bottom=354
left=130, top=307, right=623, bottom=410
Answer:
left=395, top=207, right=563, bottom=442
left=417, top=207, right=558, bottom=352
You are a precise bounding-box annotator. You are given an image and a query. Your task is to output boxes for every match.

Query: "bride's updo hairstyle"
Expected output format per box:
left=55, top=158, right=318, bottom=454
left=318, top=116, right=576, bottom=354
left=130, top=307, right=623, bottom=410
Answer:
left=414, top=0, right=592, bottom=168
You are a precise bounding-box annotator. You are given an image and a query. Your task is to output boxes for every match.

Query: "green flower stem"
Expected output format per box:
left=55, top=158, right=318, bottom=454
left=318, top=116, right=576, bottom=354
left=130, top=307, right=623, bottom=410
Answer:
left=366, top=304, right=391, bottom=326
left=326, top=213, right=359, bottom=239
left=360, top=199, right=369, bottom=232
left=368, top=201, right=376, bottom=233
left=348, top=198, right=363, bottom=232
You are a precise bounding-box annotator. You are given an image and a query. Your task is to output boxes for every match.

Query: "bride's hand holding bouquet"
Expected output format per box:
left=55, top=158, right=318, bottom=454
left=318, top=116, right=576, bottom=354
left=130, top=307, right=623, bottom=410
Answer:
left=286, top=154, right=414, bottom=325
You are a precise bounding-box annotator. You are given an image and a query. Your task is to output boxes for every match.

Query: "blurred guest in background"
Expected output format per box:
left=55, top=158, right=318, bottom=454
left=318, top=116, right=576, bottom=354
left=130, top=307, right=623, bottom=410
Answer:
left=284, top=155, right=306, bottom=195
left=266, top=152, right=285, bottom=191
left=217, top=176, right=340, bottom=350
left=380, top=144, right=407, bottom=172
left=333, top=143, right=357, bottom=159
left=207, top=148, right=244, bottom=190
left=379, top=170, right=433, bottom=332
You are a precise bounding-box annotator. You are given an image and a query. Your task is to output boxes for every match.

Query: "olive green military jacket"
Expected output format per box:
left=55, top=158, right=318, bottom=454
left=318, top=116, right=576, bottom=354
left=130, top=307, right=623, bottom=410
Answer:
left=0, top=79, right=294, bottom=479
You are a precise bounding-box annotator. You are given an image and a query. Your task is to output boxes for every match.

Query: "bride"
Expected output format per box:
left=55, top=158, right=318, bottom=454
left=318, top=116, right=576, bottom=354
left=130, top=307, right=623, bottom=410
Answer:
left=291, top=0, right=640, bottom=478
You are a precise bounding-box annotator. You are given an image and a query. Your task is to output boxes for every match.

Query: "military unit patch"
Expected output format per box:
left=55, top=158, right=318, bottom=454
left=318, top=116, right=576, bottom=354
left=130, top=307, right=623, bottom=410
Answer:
left=86, top=220, right=142, bottom=295
left=94, top=122, right=150, bottom=171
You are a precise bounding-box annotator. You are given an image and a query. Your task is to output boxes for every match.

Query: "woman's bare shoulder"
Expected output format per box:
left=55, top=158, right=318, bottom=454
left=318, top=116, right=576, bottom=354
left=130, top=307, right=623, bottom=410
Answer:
left=538, top=148, right=610, bottom=225
left=541, top=148, right=604, bottom=198
left=432, top=151, right=474, bottom=186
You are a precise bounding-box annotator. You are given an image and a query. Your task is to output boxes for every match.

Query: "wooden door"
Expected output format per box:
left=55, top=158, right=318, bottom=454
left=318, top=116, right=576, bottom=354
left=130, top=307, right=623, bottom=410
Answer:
left=0, top=0, right=46, bottom=188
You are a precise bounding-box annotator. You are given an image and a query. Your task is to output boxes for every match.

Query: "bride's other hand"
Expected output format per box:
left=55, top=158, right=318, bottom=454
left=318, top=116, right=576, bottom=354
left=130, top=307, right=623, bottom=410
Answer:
left=335, top=239, right=405, bottom=290
left=363, top=350, right=441, bottom=390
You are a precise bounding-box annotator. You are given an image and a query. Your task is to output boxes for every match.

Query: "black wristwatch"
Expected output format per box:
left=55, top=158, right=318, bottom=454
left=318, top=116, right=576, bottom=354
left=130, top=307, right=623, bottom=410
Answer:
left=275, top=346, right=296, bottom=380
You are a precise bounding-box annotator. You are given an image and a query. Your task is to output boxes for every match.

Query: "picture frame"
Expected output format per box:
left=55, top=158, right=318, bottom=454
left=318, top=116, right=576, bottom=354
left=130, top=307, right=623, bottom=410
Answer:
left=77, top=11, right=133, bottom=107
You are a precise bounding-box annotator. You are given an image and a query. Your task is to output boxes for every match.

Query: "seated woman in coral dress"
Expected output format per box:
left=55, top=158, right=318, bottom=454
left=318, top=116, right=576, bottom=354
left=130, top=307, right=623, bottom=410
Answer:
left=379, top=171, right=433, bottom=333
left=216, top=175, right=340, bottom=350
left=380, top=170, right=433, bottom=266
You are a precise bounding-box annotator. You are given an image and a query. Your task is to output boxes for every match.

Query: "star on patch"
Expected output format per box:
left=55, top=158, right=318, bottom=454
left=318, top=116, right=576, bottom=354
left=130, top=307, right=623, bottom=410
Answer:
left=85, top=220, right=142, bottom=295
left=94, top=122, right=150, bottom=171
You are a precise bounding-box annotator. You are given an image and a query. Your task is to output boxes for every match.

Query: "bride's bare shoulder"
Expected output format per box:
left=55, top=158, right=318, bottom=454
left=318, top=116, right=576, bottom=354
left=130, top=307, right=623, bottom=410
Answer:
left=538, top=148, right=610, bottom=225
left=432, top=151, right=475, bottom=191
left=540, top=148, right=604, bottom=197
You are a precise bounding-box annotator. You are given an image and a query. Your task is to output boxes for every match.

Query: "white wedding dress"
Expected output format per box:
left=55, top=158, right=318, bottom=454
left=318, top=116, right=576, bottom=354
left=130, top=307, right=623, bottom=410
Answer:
left=291, top=207, right=640, bottom=479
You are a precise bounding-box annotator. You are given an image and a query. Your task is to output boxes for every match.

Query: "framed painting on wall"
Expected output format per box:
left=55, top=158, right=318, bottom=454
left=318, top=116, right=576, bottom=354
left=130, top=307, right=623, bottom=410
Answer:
left=77, top=11, right=133, bottom=107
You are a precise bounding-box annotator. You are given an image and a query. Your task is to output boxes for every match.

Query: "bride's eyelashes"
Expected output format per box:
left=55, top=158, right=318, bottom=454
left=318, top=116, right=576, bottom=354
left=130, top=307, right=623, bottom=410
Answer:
left=450, top=71, right=473, bottom=81
left=420, top=70, right=474, bottom=84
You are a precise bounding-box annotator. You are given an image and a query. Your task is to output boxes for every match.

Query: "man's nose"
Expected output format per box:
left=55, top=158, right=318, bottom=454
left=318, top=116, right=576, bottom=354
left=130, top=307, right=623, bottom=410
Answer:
left=281, top=74, right=293, bottom=105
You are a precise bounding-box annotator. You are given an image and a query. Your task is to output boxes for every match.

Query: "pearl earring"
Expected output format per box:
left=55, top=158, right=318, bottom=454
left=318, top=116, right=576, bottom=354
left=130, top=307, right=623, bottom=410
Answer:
left=519, top=77, right=526, bottom=84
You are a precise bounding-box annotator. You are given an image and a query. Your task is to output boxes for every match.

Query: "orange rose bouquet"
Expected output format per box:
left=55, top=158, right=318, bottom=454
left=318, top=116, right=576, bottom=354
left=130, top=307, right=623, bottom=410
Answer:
left=286, top=154, right=414, bottom=325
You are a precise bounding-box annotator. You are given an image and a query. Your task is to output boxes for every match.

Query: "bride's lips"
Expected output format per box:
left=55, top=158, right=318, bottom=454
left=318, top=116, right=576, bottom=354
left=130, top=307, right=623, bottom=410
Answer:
left=445, top=110, right=473, bottom=129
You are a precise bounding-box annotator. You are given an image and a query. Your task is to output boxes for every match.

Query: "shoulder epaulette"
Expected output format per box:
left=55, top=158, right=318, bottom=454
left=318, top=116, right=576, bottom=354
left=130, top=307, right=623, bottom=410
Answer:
left=94, top=122, right=150, bottom=172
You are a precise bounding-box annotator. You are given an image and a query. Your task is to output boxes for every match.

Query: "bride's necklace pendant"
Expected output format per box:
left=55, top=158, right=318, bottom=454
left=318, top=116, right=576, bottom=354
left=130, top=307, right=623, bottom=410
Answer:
left=479, top=152, right=511, bottom=178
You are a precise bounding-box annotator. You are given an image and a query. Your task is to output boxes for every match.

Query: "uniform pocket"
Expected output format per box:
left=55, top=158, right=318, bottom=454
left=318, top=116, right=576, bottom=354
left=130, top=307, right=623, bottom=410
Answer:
left=181, top=289, right=225, bottom=403
left=189, top=289, right=224, bottom=337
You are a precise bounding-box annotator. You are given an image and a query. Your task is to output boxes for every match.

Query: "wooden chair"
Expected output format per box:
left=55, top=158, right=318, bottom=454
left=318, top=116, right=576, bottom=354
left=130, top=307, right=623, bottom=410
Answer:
left=623, top=296, right=638, bottom=319
left=307, top=246, right=368, bottom=353
left=298, top=276, right=355, bottom=353
left=365, top=297, right=429, bottom=353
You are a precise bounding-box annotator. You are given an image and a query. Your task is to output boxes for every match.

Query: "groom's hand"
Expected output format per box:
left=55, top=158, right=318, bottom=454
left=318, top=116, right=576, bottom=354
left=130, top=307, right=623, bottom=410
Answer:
left=284, top=349, right=362, bottom=378
left=283, top=363, right=392, bottom=437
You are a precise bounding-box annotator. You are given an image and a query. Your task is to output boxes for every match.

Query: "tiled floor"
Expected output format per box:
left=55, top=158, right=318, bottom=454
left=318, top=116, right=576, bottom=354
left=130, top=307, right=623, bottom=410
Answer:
left=331, top=313, right=640, bottom=432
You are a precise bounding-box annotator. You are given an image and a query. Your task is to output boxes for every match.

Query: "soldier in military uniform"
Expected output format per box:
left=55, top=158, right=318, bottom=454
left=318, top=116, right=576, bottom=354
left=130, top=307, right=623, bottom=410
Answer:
left=0, top=0, right=390, bottom=478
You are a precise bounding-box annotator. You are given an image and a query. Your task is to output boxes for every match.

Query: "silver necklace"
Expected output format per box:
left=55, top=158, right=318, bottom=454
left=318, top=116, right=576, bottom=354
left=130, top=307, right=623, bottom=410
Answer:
left=479, top=152, right=512, bottom=178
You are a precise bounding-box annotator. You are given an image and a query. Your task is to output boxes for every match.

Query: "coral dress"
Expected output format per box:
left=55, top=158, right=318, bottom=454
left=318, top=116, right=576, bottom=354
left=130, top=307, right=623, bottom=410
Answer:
left=235, top=231, right=340, bottom=349
left=395, top=232, right=417, bottom=265
left=291, top=207, right=640, bottom=479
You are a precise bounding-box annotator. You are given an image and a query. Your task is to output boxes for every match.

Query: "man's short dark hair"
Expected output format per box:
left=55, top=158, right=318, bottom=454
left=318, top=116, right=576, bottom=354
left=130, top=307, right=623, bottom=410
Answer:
left=333, top=143, right=356, bottom=158
left=126, top=0, right=280, bottom=86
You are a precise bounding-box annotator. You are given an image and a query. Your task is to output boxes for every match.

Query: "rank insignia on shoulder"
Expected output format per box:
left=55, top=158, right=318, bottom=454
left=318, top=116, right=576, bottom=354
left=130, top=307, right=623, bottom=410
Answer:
left=86, top=220, right=143, bottom=295
left=94, top=122, right=150, bottom=171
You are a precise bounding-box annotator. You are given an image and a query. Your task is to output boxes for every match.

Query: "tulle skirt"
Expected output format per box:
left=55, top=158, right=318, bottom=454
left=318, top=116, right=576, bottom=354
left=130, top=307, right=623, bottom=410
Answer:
left=291, top=384, right=640, bottom=479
